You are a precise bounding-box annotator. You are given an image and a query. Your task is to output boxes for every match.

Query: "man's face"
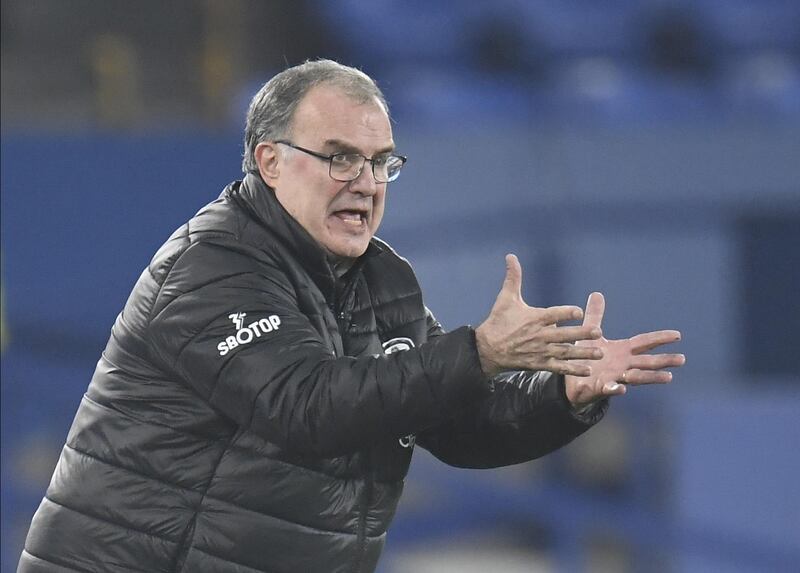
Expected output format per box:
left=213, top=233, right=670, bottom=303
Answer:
left=264, top=85, right=394, bottom=259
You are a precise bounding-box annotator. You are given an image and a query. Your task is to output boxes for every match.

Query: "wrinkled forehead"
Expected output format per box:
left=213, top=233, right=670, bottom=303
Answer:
left=290, top=85, right=393, bottom=149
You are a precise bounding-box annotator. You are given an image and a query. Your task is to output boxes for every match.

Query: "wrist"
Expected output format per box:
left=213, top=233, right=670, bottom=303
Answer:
left=474, top=325, right=501, bottom=377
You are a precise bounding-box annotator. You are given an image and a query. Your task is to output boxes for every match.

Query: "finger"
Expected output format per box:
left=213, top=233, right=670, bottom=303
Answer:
left=500, top=254, right=523, bottom=302
left=602, top=381, right=627, bottom=396
left=629, top=330, right=682, bottom=354
left=545, top=359, right=592, bottom=377
left=539, top=325, right=602, bottom=343
left=620, top=369, right=673, bottom=385
left=629, top=353, right=686, bottom=370
left=544, top=343, right=603, bottom=360
left=582, top=292, right=605, bottom=330
left=537, top=305, right=584, bottom=325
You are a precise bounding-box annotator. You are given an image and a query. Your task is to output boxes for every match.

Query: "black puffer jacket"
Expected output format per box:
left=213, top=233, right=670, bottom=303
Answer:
left=20, top=174, right=605, bottom=573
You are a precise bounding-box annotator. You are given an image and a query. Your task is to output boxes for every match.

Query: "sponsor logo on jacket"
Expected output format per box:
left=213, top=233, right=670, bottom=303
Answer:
left=382, top=337, right=413, bottom=354
left=382, top=337, right=417, bottom=448
left=217, top=312, right=281, bottom=356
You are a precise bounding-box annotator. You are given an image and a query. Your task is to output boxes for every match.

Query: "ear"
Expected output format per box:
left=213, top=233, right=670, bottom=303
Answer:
left=254, top=142, right=281, bottom=186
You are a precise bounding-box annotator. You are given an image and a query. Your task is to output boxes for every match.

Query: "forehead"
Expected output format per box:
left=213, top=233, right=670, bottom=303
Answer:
left=290, top=85, right=393, bottom=150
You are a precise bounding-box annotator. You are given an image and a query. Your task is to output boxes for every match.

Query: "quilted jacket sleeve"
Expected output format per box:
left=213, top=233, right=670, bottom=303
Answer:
left=146, top=240, right=491, bottom=458
left=416, top=307, right=608, bottom=468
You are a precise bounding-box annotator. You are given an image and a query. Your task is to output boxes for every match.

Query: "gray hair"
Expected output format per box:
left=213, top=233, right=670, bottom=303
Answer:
left=242, top=59, right=389, bottom=173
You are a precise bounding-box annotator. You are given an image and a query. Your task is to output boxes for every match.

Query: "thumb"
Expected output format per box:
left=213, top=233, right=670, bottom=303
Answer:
left=500, top=254, right=523, bottom=302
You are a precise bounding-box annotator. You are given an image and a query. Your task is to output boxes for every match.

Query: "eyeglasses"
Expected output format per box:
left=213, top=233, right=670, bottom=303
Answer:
left=274, top=140, right=407, bottom=183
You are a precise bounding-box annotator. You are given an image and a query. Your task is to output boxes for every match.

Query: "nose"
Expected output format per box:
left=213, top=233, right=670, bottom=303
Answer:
left=348, top=161, right=379, bottom=196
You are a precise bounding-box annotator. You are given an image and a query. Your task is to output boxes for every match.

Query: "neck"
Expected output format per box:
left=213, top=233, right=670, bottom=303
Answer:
left=328, top=254, right=355, bottom=278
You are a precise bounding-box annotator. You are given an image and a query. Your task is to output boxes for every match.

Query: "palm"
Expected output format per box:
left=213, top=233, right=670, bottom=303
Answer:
left=565, top=293, right=685, bottom=407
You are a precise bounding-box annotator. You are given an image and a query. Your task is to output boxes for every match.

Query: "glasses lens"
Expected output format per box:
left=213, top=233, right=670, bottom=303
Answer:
left=330, top=153, right=363, bottom=181
left=372, top=156, right=405, bottom=183
left=382, top=156, right=405, bottom=182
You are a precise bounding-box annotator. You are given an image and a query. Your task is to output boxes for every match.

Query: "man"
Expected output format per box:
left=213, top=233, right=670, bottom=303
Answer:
left=20, top=60, right=684, bottom=572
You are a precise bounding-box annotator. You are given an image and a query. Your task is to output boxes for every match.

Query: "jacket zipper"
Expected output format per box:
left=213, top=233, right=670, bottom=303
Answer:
left=334, top=262, right=373, bottom=570
left=354, top=451, right=374, bottom=572
left=333, top=269, right=360, bottom=346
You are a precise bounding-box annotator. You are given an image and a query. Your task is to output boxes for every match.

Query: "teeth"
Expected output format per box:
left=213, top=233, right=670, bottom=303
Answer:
left=335, top=211, right=364, bottom=225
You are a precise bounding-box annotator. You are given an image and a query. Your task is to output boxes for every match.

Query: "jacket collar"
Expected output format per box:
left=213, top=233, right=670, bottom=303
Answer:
left=229, top=172, right=382, bottom=300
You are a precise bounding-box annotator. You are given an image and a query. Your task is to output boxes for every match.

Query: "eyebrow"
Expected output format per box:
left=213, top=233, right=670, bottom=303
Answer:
left=322, top=138, right=395, bottom=156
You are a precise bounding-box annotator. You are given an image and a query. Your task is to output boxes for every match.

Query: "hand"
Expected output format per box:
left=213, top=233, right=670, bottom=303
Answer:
left=475, top=254, right=603, bottom=378
left=565, top=292, right=686, bottom=408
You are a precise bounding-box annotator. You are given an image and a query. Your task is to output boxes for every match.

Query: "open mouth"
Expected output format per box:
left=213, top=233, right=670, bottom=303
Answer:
left=332, top=209, right=368, bottom=226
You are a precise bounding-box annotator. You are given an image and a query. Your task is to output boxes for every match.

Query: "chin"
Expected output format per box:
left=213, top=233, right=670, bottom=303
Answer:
left=327, top=239, right=370, bottom=259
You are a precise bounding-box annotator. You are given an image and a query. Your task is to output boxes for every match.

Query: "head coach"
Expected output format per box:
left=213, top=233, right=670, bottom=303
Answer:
left=19, top=59, right=684, bottom=573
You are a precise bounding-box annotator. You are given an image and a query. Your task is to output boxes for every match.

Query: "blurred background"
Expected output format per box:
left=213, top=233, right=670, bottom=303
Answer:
left=1, top=1, right=799, bottom=571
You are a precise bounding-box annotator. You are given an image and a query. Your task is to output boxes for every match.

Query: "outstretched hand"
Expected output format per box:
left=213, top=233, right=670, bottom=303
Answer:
left=475, top=254, right=603, bottom=377
left=565, top=292, right=686, bottom=408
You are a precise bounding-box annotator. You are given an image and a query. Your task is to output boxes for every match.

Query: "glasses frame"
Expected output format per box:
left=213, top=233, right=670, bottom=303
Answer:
left=274, top=140, right=407, bottom=183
